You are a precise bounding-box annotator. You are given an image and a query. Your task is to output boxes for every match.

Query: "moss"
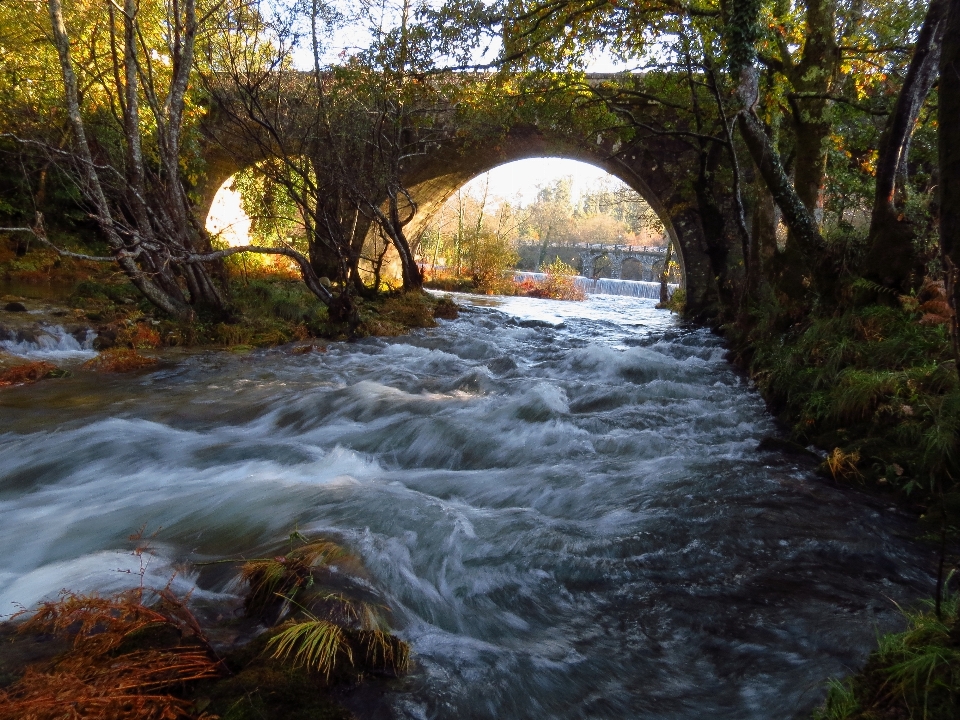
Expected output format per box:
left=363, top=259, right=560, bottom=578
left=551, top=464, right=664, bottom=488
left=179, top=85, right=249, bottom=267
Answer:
left=195, top=632, right=353, bottom=720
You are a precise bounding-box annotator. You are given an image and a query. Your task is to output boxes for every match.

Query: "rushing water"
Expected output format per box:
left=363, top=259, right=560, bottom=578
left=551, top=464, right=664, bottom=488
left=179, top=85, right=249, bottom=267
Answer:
left=0, top=294, right=934, bottom=719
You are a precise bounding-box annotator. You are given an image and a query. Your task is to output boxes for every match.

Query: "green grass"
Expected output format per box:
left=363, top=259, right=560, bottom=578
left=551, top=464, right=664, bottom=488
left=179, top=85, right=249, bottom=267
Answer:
left=814, top=591, right=960, bottom=719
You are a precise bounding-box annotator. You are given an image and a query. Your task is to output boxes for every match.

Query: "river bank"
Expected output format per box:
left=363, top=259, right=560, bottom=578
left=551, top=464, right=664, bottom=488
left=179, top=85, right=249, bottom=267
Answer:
left=722, top=283, right=960, bottom=719
left=0, top=255, right=458, bottom=390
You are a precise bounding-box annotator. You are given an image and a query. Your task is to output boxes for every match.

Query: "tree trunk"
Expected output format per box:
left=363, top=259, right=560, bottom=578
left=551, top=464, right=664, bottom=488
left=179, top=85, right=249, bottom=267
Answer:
left=727, top=0, right=827, bottom=299
left=941, top=0, right=960, bottom=314
left=737, top=107, right=825, bottom=262
left=659, top=241, right=674, bottom=304
left=863, top=0, right=950, bottom=290
left=386, top=195, right=423, bottom=292
left=46, top=0, right=192, bottom=320
left=788, top=0, right=839, bottom=221
left=751, top=177, right=777, bottom=287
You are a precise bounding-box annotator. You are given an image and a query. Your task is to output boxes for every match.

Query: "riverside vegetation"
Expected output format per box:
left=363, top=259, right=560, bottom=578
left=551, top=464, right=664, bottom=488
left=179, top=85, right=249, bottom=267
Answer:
left=0, top=235, right=458, bottom=386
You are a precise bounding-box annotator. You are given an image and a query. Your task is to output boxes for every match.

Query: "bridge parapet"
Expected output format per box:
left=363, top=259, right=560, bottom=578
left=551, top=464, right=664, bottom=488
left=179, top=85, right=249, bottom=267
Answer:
left=519, top=242, right=666, bottom=254
left=565, top=242, right=666, bottom=254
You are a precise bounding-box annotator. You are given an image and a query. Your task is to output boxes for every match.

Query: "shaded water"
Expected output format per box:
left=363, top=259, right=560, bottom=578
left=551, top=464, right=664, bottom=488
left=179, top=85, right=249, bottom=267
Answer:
left=0, top=294, right=933, bottom=718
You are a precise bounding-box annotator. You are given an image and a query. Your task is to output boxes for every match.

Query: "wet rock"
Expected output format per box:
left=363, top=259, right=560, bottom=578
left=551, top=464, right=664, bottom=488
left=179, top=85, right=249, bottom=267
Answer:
left=69, top=326, right=92, bottom=344
left=15, top=328, right=38, bottom=344
left=3, top=302, right=26, bottom=312
left=757, top=436, right=822, bottom=460
left=0, top=325, right=13, bottom=342
left=518, top=318, right=564, bottom=329
left=487, top=356, right=518, bottom=374
left=93, top=324, right=118, bottom=350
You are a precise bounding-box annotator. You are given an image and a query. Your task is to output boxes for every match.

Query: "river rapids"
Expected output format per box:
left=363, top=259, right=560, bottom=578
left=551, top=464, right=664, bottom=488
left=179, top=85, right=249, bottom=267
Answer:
left=0, top=293, right=934, bottom=718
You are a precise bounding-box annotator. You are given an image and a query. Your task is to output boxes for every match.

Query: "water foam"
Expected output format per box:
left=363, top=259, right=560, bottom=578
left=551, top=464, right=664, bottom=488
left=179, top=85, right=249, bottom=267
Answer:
left=0, top=323, right=97, bottom=360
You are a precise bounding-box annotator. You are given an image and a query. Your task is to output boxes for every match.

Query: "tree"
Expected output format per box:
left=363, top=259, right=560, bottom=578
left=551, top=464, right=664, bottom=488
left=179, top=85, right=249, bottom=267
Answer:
left=0, top=0, right=341, bottom=318
left=861, top=0, right=951, bottom=291
left=524, top=177, right=573, bottom=267
left=482, top=0, right=939, bottom=307
left=206, top=0, right=461, bottom=312
left=940, top=0, right=960, bottom=329
left=41, top=0, right=226, bottom=318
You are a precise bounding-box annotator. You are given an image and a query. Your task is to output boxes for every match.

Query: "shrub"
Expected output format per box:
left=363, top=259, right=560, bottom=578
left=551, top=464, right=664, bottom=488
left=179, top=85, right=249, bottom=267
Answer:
left=539, top=257, right=584, bottom=300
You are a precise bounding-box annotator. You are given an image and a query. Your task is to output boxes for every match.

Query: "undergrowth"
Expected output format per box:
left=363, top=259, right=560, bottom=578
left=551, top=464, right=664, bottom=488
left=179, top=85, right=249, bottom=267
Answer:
left=815, top=590, right=960, bottom=719
left=739, top=284, right=960, bottom=503
left=3, top=236, right=458, bottom=349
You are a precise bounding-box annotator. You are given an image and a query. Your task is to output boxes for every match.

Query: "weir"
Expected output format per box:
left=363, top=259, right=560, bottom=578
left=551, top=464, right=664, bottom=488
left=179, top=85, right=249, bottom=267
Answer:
left=514, top=271, right=679, bottom=300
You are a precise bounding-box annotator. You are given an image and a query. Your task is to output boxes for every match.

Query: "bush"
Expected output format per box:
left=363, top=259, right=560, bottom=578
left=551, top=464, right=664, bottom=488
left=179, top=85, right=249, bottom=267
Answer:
left=526, top=257, right=585, bottom=301
left=465, top=230, right=520, bottom=294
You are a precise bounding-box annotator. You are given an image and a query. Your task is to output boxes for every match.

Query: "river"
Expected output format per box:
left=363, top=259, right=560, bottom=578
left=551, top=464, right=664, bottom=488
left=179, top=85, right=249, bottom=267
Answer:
left=0, top=293, right=934, bottom=719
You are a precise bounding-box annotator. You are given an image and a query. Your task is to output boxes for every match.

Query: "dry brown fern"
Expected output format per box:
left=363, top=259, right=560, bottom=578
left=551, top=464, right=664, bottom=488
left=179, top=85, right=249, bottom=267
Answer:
left=0, top=590, right=224, bottom=720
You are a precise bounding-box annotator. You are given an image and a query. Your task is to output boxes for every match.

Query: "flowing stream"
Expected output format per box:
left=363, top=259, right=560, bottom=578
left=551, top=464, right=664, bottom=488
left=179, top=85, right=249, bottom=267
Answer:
left=0, top=294, right=934, bottom=719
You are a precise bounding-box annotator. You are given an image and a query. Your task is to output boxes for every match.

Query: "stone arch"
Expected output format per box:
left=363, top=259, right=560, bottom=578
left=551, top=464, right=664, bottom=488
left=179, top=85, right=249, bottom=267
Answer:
left=197, top=91, right=723, bottom=313
left=396, top=127, right=688, bottom=290
left=621, top=257, right=644, bottom=281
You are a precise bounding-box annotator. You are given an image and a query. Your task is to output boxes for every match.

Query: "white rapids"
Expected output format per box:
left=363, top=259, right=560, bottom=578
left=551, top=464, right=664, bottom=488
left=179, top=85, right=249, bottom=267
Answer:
left=0, top=293, right=934, bottom=719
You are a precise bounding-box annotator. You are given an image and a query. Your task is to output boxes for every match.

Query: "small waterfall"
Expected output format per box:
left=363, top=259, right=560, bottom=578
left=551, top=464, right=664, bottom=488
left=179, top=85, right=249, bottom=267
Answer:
left=514, top=271, right=679, bottom=300
left=0, top=324, right=98, bottom=360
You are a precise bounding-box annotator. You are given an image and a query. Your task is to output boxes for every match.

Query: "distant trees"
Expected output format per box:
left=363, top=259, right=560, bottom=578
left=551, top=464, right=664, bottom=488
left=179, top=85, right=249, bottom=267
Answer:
left=420, top=181, right=522, bottom=291
left=421, top=170, right=666, bottom=288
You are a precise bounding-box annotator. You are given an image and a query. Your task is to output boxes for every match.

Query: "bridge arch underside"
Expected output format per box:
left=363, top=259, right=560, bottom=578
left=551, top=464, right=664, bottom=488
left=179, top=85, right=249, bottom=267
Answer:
left=198, top=121, right=724, bottom=316
left=398, top=125, right=718, bottom=312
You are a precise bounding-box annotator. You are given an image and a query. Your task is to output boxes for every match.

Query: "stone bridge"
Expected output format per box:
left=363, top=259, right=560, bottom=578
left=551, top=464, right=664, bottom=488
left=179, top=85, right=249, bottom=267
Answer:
left=198, top=73, right=738, bottom=317
left=518, top=242, right=668, bottom=280
left=574, top=244, right=667, bottom=280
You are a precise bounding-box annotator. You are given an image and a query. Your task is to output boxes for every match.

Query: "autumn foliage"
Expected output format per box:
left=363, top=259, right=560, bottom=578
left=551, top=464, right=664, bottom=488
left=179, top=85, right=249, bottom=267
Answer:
left=0, top=362, right=59, bottom=387
left=81, top=349, right=159, bottom=373
left=0, top=589, right=223, bottom=720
